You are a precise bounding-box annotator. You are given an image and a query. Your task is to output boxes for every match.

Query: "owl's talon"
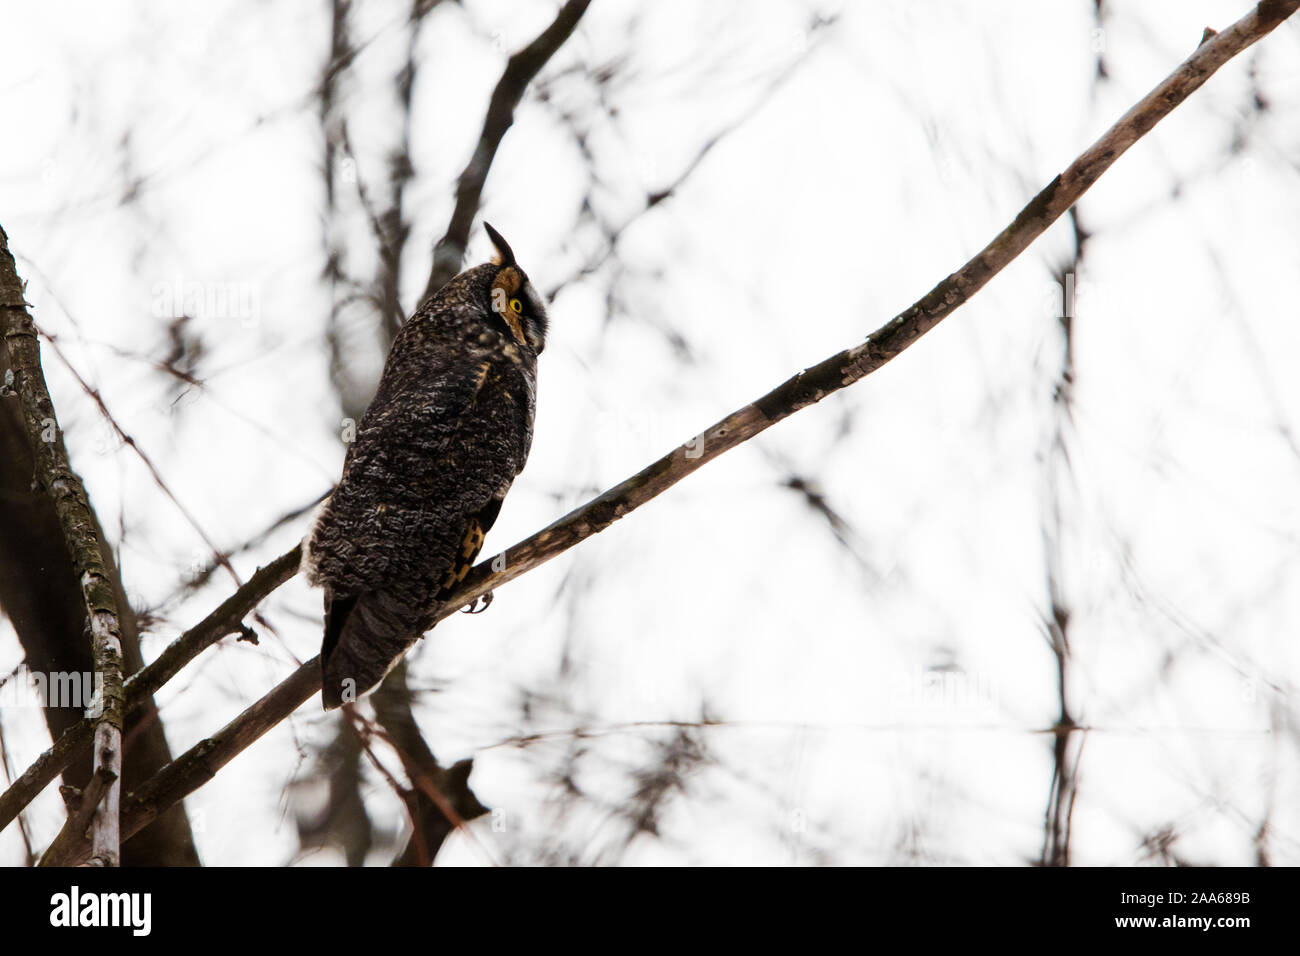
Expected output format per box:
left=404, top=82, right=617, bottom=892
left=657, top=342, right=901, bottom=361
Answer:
left=463, top=591, right=494, bottom=614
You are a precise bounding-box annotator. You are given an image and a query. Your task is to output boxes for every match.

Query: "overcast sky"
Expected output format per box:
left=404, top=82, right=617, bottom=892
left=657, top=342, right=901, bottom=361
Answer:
left=1, top=0, right=1298, bottom=865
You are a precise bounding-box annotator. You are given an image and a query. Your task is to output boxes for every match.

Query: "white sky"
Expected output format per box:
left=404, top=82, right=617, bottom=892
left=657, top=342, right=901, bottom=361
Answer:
left=1, top=0, right=1298, bottom=865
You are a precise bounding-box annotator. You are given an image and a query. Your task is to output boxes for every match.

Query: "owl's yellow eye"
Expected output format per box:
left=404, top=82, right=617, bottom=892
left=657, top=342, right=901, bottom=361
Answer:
left=509, top=298, right=523, bottom=314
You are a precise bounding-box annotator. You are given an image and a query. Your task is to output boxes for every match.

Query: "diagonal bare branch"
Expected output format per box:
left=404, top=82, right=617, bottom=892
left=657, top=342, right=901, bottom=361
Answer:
left=421, top=0, right=593, bottom=302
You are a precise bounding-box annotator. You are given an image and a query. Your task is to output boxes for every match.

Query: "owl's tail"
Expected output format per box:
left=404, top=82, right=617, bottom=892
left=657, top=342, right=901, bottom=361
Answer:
left=321, top=590, right=422, bottom=709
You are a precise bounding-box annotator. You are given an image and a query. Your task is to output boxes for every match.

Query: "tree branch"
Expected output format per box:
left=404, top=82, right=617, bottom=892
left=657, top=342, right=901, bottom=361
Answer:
left=368, top=662, right=489, bottom=865
left=11, top=0, right=1297, bottom=861
left=0, top=226, right=126, bottom=865
left=0, top=546, right=301, bottom=833
left=0, top=337, right=201, bottom=863
left=35, top=766, right=116, bottom=867
left=421, top=0, right=592, bottom=302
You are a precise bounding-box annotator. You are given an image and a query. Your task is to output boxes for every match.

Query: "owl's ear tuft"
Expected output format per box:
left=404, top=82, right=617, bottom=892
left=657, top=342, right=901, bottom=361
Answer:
left=484, top=222, right=516, bottom=267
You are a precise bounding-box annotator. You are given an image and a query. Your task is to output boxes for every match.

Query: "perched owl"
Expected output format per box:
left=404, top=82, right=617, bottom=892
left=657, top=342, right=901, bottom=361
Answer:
left=303, top=223, right=548, bottom=709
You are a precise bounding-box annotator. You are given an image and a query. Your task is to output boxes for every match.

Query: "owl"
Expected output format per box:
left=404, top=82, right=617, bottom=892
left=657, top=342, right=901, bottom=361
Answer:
left=303, top=223, right=548, bottom=709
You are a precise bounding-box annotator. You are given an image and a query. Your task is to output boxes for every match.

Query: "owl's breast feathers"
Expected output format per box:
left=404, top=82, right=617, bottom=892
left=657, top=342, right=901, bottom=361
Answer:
left=305, top=270, right=539, bottom=708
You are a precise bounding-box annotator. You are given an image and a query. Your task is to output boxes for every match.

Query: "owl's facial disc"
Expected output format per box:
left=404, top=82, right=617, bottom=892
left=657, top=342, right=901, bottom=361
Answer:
left=490, top=266, right=548, bottom=353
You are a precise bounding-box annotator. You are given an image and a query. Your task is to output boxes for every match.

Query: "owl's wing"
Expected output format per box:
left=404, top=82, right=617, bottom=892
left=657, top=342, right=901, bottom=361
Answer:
left=310, top=357, right=528, bottom=595
left=310, top=353, right=535, bottom=708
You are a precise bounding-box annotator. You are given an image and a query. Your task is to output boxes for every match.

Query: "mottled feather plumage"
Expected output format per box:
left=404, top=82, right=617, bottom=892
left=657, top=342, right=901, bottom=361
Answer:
left=304, top=226, right=547, bottom=709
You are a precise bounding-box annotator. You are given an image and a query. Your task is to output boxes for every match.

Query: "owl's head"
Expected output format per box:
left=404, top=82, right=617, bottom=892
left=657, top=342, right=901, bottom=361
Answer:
left=484, top=223, right=548, bottom=354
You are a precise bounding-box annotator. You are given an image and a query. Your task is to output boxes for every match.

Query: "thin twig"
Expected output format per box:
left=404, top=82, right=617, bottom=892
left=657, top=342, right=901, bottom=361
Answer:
left=1039, top=209, right=1086, bottom=867
left=0, top=716, right=36, bottom=864
left=545, top=14, right=838, bottom=299
left=345, top=705, right=495, bottom=866
left=34, top=324, right=242, bottom=589
left=369, top=660, right=489, bottom=865
left=347, top=709, right=428, bottom=866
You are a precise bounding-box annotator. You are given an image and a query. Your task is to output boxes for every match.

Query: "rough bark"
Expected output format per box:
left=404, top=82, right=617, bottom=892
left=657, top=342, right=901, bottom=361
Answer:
left=0, top=229, right=199, bottom=865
